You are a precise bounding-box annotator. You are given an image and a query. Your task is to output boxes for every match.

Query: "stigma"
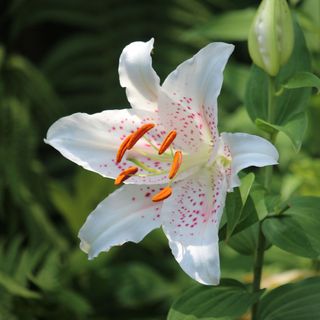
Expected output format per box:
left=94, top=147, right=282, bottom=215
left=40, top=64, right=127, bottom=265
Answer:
left=115, top=123, right=182, bottom=202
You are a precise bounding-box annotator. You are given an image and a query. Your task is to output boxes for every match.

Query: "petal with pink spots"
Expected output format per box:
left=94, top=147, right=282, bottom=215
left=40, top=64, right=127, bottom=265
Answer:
left=79, top=184, right=164, bottom=259
left=158, top=42, right=234, bottom=153
left=45, top=109, right=179, bottom=184
left=119, top=38, right=160, bottom=112
left=161, top=167, right=228, bottom=285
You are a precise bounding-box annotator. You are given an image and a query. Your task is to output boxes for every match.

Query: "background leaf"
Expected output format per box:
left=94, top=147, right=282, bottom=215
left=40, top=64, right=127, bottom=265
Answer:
left=257, top=277, right=320, bottom=320
left=262, top=196, right=320, bottom=259
left=168, top=279, right=263, bottom=320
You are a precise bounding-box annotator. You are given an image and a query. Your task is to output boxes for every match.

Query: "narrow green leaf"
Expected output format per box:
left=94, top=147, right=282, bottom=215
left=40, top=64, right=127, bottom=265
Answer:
left=225, top=174, right=257, bottom=239
left=225, top=188, right=243, bottom=239
left=167, top=279, right=263, bottom=320
left=0, top=271, right=40, bottom=299
left=256, top=112, right=308, bottom=151
left=257, top=277, right=320, bottom=320
left=262, top=196, right=320, bottom=259
left=283, top=71, right=320, bottom=92
left=239, top=173, right=255, bottom=204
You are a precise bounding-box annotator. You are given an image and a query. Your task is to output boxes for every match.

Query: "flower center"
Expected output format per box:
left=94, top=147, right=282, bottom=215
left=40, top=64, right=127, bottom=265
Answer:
left=114, top=123, right=183, bottom=202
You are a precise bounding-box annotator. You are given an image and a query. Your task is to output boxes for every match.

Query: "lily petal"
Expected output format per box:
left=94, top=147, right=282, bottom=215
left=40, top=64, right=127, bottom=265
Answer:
left=161, top=168, right=228, bottom=285
left=45, top=109, right=173, bottom=184
left=79, top=184, right=163, bottom=259
left=221, top=132, right=279, bottom=188
left=119, top=38, right=160, bottom=112
left=158, top=42, right=234, bottom=152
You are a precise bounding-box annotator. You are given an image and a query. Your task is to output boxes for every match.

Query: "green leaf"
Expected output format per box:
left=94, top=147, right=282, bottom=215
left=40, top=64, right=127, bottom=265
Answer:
left=283, top=71, right=320, bottom=92
left=182, top=8, right=255, bottom=42
left=262, top=196, right=320, bottom=259
left=167, top=279, right=262, bottom=320
left=239, top=173, right=255, bottom=204
left=55, top=290, right=92, bottom=316
left=49, top=169, right=116, bottom=234
left=227, top=223, right=259, bottom=256
left=256, top=112, right=308, bottom=151
left=0, top=271, right=40, bottom=299
left=225, top=174, right=257, bottom=239
left=245, top=21, right=312, bottom=127
left=225, top=188, right=243, bottom=239
left=257, top=277, right=320, bottom=319
left=115, top=263, right=175, bottom=308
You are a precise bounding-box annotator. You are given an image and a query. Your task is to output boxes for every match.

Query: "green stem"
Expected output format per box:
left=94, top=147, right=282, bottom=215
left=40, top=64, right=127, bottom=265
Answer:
left=267, top=76, right=275, bottom=123
left=251, top=76, right=276, bottom=320
left=251, top=223, right=266, bottom=320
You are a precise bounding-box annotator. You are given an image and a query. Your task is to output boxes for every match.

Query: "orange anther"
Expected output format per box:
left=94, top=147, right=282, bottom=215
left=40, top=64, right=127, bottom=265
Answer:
left=127, top=123, right=155, bottom=150
left=116, top=134, right=133, bottom=163
left=169, top=151, right=182, bottom=179
left=152, top=186, right=172, bottom=202
left=158, top=130, right=177, bottom=155
left=114, top=166, right=138, bottom=185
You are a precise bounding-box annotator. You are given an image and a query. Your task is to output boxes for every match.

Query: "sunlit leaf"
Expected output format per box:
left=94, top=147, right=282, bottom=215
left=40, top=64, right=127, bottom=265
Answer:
left=168, top=279, right=263, bottom=320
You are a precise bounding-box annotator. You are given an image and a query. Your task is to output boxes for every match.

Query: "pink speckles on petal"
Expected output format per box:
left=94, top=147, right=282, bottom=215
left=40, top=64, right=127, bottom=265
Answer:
left=158, top=93, right=212, bottom=153
left=161, top=167, right=227, bottom=242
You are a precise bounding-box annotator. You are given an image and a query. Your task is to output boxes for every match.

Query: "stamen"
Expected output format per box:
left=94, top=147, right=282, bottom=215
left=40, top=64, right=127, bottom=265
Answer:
left=169, top=151, right=182, bottom=179
left=114, top=166, right=138, bottom=185
left=152, top=186, right=172, bottom=202
left=116, top=134, right=133, bottom=163
left=158, top=130, right=177, bottom=155
left=127, top=123, right=155, bottom=150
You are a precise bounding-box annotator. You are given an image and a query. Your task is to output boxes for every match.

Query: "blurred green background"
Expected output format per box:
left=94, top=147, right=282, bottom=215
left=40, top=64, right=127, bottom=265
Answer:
left=0, top=0, right=319, bottom=319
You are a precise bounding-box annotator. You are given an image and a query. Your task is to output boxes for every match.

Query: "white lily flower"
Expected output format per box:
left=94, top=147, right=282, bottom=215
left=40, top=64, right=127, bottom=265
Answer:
left=45, top=39, right=278, bottom=285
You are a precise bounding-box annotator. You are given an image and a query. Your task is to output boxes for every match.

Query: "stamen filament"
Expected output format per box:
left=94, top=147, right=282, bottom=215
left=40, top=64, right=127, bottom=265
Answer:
left=127, top=123, right=155, bottom=150
left=136, top=171, right=167, bottom=177
left=170, top=145, right=174, bottom=158
left=114, top=166, right=138, bottom=185
left=143, top=136, right=159, bottom=152
left=127, top=157, right=162, bottom=174
left=158, top=130, right=177, bottom=155
left=116, top=134, right=133, bottom=163
left=169, top=151, right=182, bottom=179
left=152, top=186, right=172, bottom=202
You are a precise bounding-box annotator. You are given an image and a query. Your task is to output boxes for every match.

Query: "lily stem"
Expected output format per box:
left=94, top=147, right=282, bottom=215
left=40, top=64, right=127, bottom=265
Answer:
left=251, top=223, right=266, bottom=319
left=251, top=76, right=276, bottom=320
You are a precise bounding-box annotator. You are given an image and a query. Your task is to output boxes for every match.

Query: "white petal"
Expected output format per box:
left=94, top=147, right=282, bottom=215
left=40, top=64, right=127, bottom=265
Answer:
left=221, top=132, right=279, bottom=188
left=119, top=39, right=160, bottom=112
left=45, top=109, right=174, bottom=184
left=161, top=168, right=228, bottom=285
left=158, top=42, right=234, bottom=152
left=79, top=184, right=163, bottom=259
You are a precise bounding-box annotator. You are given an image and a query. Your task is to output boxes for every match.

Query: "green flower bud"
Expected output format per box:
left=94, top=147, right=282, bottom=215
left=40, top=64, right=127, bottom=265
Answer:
left=248, top=0, right=294, bottom=76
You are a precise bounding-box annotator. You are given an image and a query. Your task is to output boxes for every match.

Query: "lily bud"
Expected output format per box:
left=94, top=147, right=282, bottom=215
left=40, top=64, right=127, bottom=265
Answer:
left=248, top=0, right=294, bottom=76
